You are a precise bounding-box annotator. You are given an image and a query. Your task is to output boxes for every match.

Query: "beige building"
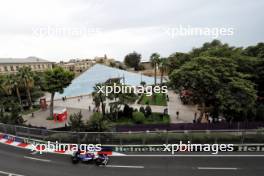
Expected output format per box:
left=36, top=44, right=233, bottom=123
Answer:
left=0, top=57, right=53, bottom=74
left=94, top=55, right=116, bottom=66
left=74, top=59, right=94, bottom=73
left=140, top=61, right=153, bottom=70
left=58, top=55, right=116, bottom=74
left=57, top=59, right=95, bottom=74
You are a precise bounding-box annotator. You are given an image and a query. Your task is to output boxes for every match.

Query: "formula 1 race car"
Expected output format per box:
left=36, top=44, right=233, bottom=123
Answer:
left=71, top=151, right=109, bottom=166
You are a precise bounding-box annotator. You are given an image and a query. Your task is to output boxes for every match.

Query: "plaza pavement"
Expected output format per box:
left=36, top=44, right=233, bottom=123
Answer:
left=52, top=91, right=197, bottom=123
left=23, top=107, right=93, bottom=129
left=24, top=91, right=197, bottom=129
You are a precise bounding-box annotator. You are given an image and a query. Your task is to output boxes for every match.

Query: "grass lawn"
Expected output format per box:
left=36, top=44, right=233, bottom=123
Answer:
left=138, top=93, right=167, bottom=106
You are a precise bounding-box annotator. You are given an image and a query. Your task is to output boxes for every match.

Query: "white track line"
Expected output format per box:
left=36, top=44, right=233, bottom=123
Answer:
left=197, top=167, right=238, bottom=170
left=24, top=156, right=51, bottom=162
left=106, top=165, right=144, bottom=169
left=30, top=151, right=39, bottom=155
left=0, top=170, right=25, bottom=176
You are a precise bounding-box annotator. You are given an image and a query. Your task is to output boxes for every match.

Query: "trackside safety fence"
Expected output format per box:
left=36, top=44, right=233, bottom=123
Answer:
left=0, top=123, right=264, bottom=145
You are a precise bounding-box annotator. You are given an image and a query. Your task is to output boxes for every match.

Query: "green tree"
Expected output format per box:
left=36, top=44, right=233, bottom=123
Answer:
left=255, top=60, right=264, bottom=97
left=169, top=57, right=256, bottom=121
left=0, top=96, right=24, bottom=125
left=150, top=53, right=161, bottom=85
left=17, top=67, right=34, bottom=109
left=256, top=104, right=264, bottom=121
left=123, top=104, right=133, bottom=119
left=109, top=102, right=120, bottom=121
left=242, top=43, right=264, bottom=98
left=44, top=67, right=75, bottom=118
left=190, top=40, right=242, bottom=58
left=0, top=77, right=8, bottom=122
left=2, top=74, right=22, bottom=105
left=139, top=106, right=145, bottom=114
left=167, top=52, right=191, bottom=74
left=68, top=111, right=84, bottom=132
left=159, top=58, right=168, bottom=84
left=243, top=42, right=264, bottom=58
left=7, top=100, right=24, bottom=125
left=86, top=112, right=111, bottom=132
left=217, top=78, right=257, bottom=121
left=145, top=105, right=152, bottom=117
left=109, top=84, right=138, bottom=120
left=93, top=82, right=138, bottom=120
left=92, top=83, right=107, bottom=116
left=124, top=51, right=141, bottom=70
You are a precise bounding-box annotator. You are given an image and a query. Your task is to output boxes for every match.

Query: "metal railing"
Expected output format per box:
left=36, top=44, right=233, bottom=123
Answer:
left=0, top=123, right=263, bottom=145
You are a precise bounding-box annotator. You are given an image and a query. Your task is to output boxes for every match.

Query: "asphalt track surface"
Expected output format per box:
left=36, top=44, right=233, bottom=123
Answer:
left=0, top=143, right=264, bottom=176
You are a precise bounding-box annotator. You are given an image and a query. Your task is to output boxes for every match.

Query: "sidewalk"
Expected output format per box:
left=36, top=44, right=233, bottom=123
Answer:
left=167, top=90, right=197, bottom=123
left=23, top=107, right=93, bottom=129
left=40, top=90, right=197, bottom=126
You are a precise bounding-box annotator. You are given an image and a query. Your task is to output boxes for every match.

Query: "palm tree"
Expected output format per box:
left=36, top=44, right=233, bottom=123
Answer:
left=2, top=74, right=13, bottom=96
left=2, top=74, right=22, bottom=105
left=17, top=67, right=34, bottom=109
left=150, top=53, right=161, bottom=85
left=92, top=83, right=106, bottom=117
left=159, top=58, right=168, bottom=84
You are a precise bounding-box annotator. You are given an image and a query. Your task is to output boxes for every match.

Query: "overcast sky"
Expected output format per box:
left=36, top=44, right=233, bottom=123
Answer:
left=0, top=0, right=263, bottom=62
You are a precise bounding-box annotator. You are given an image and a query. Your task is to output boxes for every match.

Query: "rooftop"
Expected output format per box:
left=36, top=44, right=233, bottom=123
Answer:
left=0, top=57, right=53, bottom=64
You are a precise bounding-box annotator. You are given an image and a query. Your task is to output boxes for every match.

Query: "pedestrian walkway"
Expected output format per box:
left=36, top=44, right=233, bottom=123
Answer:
left=23, top=107, right=92, bottom=129
left=43, top=91, right=197, bottom=125
left=167, top=90, right=197, bottom=123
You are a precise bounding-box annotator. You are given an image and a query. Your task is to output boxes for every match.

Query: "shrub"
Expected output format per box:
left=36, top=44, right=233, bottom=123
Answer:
left=138, top=64, right=145, bottom=70
left=132, top=112, right=145, bottom=124
left=123, top=104, right=133, bottom=118
left=86, top=112, right=111, bottom=132
left=46, top=116, right=53, bottom=120
left=256, top=104, right=264, bottom=121
left=145, top=105, right=152, bottom=117
left=45, top=133, right=76, bottom=143
left=139, top=106, right=145, bottom=114
left=68, top=111, right=85, bottom=132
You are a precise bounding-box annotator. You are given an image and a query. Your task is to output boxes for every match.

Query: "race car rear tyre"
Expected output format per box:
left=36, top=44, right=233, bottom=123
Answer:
left=95, top=159, right=103, bottom=166
left=71, top=157, right=79, bottom=164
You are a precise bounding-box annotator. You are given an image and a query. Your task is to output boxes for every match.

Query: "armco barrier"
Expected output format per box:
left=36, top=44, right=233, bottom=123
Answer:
left=0, top=132, right=118, bottom=155
left=0, top=123, right=264, bottom=145
left=1, top=132, right=264, bottom=155
left=116, top=122, right=264, bottom=132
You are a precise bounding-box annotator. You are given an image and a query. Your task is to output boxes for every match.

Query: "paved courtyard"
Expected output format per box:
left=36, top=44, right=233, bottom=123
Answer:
left=24, top=90, right=197, bottom=129
left=52, top=90, right=197, bottom=122
left=23, top=107, right=93, bottom=129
